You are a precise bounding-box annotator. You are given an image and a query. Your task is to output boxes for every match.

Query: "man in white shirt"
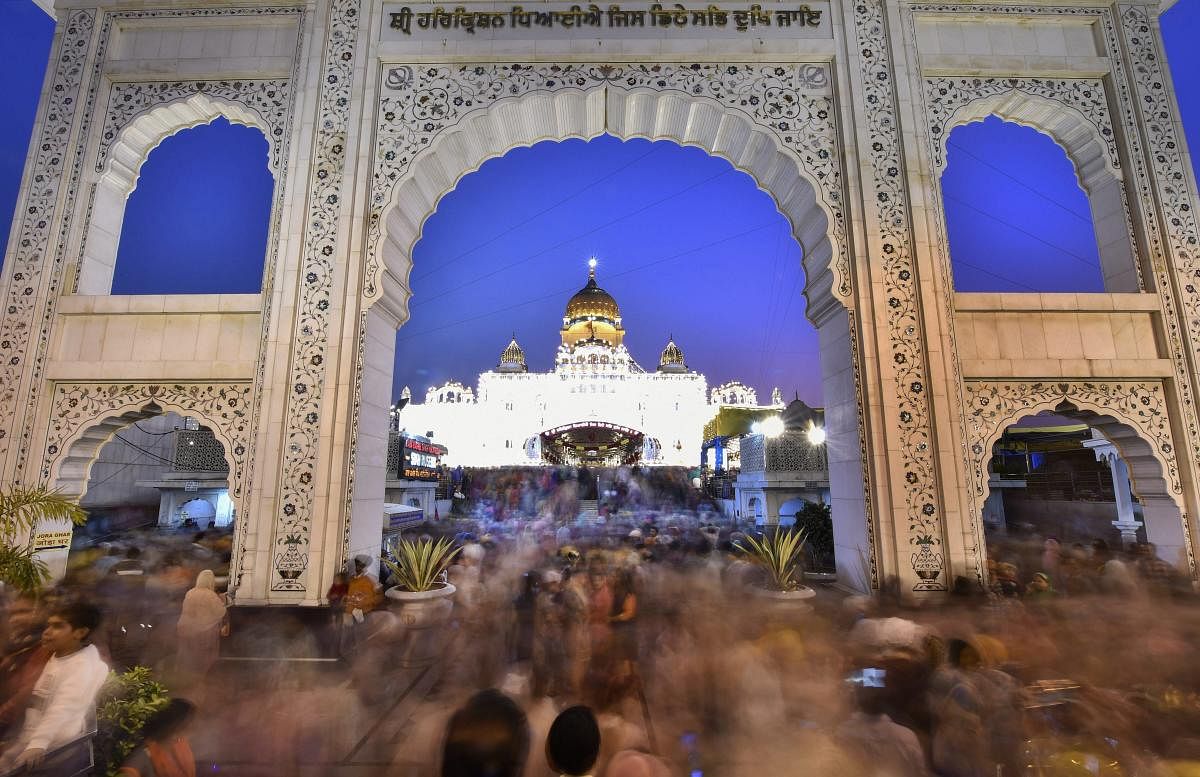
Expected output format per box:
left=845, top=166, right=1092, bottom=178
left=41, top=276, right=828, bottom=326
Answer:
left=0, top=601, right=109, bottom=773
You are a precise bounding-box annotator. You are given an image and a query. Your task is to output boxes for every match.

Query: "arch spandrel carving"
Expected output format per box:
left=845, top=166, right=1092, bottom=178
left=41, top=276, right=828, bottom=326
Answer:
left=962, top=380, right=1195, bottom=577
left=924, top=79, right=1121, bottom=186
left=367, top=63, right=850, bottom=323
left=40, top=382, right=254, bottom=592
left=40, top=383, right=252, bottom=500
left=98, top=81, right=290, bottom=188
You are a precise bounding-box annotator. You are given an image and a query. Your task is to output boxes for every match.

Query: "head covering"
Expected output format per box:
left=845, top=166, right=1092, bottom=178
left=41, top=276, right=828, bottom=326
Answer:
left=195, top=569, right=216, bottom=591
left=542, top=570, right=563, bottom=584
left=462, top=542, right=485, bottom=561
left=354, top=554, right=372, bottom=569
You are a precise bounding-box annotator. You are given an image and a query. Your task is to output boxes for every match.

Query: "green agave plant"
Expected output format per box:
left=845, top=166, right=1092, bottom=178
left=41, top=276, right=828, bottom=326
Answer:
left=383, top=536, right=460, bottom=592
left=736, top=528, right=809, bottom=591
left=0, top=485, right=87, bottom=593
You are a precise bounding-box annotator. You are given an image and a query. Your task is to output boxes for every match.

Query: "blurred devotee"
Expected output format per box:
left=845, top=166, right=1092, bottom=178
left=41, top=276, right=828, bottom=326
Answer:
left=0, top=601, right=108, bottom=772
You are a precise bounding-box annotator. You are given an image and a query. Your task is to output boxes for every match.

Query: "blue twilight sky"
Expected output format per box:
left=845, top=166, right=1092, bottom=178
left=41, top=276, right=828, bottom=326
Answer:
left=2, top=0, right=1199, bottom=406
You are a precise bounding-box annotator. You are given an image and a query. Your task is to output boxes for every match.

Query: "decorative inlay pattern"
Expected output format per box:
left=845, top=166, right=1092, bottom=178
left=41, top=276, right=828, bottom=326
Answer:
left=909, top=2, right=1200, bottom=581
left=0, top=10, right=94, bottom=467
left=963, top=381, right=1180, bottom=499
left=367, top=63, right=848, bottom=299
left=42, top=382, right=252, bottom=499
left=98, top=79, right=291, bottom=173
left=962, top=381, right=1192, bottom=575
left=847, top=316, right=879, bottom=588
left=852, top=0, right=947, bottom=589
left=1118, top=4, right=1200, bottom=448
left=342, top=311, right=369, bottom=566
left=273, top=0, right=361, bottom=590
left=924, top=76, right=1119, bottom=173
left=173, top=430, right=231, bottom=474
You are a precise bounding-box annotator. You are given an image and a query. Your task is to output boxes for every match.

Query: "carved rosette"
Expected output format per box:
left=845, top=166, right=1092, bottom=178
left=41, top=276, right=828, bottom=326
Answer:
left=0, top=10, right=95, bottom=467
left=368, top=62, right=848, bottom=300
left=272, top=0, right=360, bottom=591
left=98, top=79, right=292, bottom=173
left=923, top=76, right=1119, bottom=173
left=853, top=0, right=946, bottom=589
left=41, top=382, right=252, bottom=498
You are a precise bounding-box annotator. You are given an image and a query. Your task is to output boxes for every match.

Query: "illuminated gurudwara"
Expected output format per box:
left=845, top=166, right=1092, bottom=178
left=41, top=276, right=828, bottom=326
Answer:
left=6, top=0, right=1200, bottom=602
left=397, top=259, right=782, bottom=468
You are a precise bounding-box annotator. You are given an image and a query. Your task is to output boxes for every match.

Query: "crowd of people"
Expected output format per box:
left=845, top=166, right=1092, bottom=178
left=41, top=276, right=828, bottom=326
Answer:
left=451, top=466, right=707, bottom=526
left=0, top=527, right=231, bottom=775
left=2, top=483, right=1200, bottom=775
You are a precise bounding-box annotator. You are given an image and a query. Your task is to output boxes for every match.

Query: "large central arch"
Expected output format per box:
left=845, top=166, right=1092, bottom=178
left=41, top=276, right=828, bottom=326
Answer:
left=341, top=67, right=877, bottom=591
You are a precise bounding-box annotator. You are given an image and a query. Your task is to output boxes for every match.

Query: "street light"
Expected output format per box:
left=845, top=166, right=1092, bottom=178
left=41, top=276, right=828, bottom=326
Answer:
left=807, top=422, right=826, bottom=446
left=760, top=416, right=785, bottom=438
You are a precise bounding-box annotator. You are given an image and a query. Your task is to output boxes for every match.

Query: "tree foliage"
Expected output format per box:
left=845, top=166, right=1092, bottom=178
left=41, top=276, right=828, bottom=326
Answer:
left=94, top=666, right=172, bottom=777
left=0, top=484, right=87, bottom=593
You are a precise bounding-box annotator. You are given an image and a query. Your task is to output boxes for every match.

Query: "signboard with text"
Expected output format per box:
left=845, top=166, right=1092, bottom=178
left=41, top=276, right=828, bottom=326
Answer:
left=381, top=2, right=831, bottom=40
left=399, top=435, right=448, bottom=481
left=34, top=529, right=73, bottom=551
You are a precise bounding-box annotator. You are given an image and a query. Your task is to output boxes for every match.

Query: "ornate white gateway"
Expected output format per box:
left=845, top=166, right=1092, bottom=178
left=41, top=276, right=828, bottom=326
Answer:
left=3, top=0, right=1199, bottom=603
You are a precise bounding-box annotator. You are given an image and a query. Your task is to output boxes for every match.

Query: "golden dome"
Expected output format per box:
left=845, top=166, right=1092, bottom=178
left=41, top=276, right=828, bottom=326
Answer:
left=565, top=264, right=621, bottom=323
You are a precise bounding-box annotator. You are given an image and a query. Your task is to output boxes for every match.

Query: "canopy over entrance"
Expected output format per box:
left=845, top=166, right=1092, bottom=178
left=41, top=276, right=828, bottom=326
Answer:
left=540, top=421, right=644, bottom=467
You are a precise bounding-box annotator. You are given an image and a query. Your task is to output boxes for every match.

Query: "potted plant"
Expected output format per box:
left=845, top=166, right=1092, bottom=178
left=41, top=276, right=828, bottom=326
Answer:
left=94, top=666, right=171, bottom=777
left=382, top=536, right=460, bottom=665
left=735, top=528, right=817, bottom=604
left=0, top=485, right=86, bottom=593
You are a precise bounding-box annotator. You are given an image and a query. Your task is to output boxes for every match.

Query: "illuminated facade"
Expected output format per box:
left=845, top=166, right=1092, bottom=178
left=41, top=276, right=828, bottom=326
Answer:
left=397, top=261, right=781, bottom=467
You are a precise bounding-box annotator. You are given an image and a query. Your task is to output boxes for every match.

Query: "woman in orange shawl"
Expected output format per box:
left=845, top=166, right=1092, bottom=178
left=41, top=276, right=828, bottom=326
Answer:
left=119, top=699, right=196, bottom=777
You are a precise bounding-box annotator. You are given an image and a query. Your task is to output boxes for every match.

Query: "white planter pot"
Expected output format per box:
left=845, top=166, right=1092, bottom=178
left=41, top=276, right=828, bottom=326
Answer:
left=753, top=586, right=816, bottom=601
left=384, top=583, right=456, bottom=667
left=752, top=585, right=816, bottom=614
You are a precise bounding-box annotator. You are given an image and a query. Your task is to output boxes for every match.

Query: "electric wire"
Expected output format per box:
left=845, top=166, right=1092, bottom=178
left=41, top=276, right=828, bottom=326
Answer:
left=397, top=220, right=777, bottom=341
left=113, top=432, right=229, bottom=473
left=946, top=139, right=1093, bottom=223
left=953, top=256, right=1043, bottom=292
left=411, top=142, right=661, bottom=284
left=943, top=193, right=1102, bottom=270
left=411, top=164, right=736, bottom=308
left=754, top=221, right=790, bottom=393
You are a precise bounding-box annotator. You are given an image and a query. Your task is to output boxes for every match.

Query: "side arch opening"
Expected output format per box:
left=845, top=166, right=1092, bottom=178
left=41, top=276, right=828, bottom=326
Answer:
left=78, top=94, right=276, bottom=295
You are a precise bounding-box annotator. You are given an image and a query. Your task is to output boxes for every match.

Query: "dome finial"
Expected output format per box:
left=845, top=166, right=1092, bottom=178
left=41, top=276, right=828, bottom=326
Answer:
left=588, top=256, right=597, bottom=278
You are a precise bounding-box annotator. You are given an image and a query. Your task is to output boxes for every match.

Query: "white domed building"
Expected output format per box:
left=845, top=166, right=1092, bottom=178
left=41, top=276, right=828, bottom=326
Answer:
left=396, top=260, right=781, bottom=467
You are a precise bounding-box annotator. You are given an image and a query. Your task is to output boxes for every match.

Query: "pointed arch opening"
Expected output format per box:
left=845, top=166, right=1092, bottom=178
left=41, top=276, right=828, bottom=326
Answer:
left=77, top=93, right=277, bottom=295
left=42, top=407, right=238, bottom=592
left=979, top=404, right=1190, bottom=593
left=350, top=85, right=871, bottom=596
left=934, top=92, right=1143, bottom=294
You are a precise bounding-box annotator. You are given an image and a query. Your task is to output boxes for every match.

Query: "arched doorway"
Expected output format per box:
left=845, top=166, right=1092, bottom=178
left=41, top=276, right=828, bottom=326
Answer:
left=348, top=82, right=877, bottom=595
left=963, top=386, right=1194, bottom=588
left=38, top=388, right=251, bottom=590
